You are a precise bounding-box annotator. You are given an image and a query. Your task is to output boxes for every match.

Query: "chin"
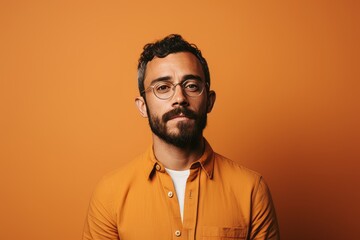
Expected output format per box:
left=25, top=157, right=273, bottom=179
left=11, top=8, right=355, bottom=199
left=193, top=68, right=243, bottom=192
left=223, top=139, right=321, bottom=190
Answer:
left=167, top=123, right=191, bottom=135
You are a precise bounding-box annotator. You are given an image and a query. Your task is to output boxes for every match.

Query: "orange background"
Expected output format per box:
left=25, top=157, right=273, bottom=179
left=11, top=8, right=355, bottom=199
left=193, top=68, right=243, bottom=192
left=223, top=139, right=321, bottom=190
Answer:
left=1, top=1, right=359, bottom=239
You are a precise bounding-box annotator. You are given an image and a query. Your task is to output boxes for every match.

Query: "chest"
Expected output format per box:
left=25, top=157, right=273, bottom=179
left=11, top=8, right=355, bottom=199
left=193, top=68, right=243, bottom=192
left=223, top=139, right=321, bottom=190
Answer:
left=116, top=171, right=250, bottom=240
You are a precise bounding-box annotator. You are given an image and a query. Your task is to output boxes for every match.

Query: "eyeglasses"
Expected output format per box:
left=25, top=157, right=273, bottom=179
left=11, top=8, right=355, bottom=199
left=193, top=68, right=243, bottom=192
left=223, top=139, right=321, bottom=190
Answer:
left=142, top=80, right=207, bottom=100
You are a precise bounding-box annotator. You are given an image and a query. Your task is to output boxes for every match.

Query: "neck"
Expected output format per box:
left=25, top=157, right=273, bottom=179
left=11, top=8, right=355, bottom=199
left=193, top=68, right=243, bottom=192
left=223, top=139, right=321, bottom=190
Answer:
left=152, top=135, right=205, bottom=170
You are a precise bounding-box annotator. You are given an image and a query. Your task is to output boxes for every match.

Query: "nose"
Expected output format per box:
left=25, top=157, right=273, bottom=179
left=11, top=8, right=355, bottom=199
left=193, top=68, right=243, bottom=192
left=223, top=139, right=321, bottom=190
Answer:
left=171, top=83, right=189, bottom=107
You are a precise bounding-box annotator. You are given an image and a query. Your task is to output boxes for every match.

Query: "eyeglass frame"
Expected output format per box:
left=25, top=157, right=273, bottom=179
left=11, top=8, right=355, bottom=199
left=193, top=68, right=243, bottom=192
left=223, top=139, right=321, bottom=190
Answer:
left=141, top=79, right=209, bottom=100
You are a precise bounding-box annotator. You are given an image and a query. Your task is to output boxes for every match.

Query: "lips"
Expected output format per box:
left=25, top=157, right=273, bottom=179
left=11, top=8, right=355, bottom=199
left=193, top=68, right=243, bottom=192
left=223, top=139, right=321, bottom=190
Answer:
left=169, top=113, right=186, bottom=120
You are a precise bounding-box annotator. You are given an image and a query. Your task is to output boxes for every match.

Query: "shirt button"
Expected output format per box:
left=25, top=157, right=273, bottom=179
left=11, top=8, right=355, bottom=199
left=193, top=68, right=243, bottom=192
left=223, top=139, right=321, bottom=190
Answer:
left=155, top=164, right=161, bottom=171
left=175, top=230, right=181, bottom=237
left=167, top=191, right=174, bottom=198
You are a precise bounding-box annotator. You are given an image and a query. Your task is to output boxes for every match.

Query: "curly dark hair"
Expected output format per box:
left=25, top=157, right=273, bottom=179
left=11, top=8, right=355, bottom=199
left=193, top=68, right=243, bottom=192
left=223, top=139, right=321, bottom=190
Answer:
left=137, top=34, right=210, bottom=95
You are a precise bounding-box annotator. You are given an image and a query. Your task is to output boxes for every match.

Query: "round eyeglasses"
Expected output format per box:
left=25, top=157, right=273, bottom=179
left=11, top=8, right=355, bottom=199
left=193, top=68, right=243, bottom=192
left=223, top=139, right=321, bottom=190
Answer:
left=142, top=80, right=207, bottom=100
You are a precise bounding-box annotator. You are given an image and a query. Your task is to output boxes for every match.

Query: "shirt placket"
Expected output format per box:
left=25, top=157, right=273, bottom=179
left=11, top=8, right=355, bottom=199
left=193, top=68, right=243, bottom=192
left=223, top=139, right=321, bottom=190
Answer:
left=183, top=167, right=201, bottom=240
left=156, top=163, right=185, bottom=239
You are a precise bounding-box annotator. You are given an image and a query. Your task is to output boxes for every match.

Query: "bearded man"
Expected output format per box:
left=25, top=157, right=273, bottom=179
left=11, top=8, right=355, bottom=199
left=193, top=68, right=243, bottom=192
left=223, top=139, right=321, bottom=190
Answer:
left=83, top=34, right=280, bottom=240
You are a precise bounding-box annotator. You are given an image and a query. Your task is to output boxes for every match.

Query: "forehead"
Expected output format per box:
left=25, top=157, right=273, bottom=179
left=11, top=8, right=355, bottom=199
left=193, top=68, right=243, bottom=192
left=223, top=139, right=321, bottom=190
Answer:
left=144, top=52, right=204, bottom=85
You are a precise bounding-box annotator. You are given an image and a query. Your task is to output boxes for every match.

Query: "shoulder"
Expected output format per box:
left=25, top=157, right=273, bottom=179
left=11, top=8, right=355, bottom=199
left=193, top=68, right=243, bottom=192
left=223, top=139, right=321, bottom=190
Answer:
left=212, top=152, right=275, bottom=205
left=91, top=153, right=147, bottom=204
left=213, top=152, right=262, bottom=180
left=212, top=152, right=267, bottom=192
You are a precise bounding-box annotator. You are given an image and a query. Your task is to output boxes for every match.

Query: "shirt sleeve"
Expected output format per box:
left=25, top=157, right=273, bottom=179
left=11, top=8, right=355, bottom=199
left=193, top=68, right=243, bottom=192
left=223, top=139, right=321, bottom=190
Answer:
left=82, top=182, right=120, bottom=240
left=250, top=177, right=280, bottom=240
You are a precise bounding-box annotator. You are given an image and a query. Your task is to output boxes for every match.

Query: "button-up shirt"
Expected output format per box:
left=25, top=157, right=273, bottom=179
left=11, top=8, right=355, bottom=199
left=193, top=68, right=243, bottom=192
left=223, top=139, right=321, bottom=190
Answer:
left=83, top=140, right=279, bottom=240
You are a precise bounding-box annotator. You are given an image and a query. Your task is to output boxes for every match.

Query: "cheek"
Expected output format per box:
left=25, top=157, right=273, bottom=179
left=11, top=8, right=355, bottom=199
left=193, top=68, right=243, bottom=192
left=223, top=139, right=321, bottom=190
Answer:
left=146, top=102, right=166, bottom=118
left=145, top=97, right=161, bottom=113
left=197, top=99, right=209, bottom=114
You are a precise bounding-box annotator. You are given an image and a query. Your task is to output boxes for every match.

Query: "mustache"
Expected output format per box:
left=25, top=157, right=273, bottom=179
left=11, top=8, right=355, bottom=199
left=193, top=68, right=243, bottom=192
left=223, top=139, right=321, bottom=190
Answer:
left=162, top=107, right=198, bottom=122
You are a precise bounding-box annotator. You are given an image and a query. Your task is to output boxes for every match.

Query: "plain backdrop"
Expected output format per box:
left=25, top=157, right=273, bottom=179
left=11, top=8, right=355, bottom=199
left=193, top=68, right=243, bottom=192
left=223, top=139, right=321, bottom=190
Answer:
left=1, top=1, right=359, bottom=239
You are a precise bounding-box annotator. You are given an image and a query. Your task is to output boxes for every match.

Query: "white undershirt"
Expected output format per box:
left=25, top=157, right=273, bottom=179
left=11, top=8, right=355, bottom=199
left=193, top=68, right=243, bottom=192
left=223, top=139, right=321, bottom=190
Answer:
left=165, top=168, right=190, bottom=222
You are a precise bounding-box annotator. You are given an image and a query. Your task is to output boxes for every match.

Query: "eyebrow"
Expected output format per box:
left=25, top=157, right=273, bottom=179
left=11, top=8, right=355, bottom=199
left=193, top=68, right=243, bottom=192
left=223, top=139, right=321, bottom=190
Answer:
left=149, top=74, right=203, bottom=85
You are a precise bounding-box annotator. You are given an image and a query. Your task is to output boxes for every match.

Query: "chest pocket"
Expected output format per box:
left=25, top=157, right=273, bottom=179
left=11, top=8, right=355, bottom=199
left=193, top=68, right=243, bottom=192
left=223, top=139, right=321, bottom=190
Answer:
left=201, top=226, right=247, bottom=239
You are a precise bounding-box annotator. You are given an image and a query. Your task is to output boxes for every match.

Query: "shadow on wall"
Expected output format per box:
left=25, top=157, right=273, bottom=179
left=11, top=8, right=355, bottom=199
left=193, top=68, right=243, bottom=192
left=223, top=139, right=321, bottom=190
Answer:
left=228, top=131, right=359, bottom=240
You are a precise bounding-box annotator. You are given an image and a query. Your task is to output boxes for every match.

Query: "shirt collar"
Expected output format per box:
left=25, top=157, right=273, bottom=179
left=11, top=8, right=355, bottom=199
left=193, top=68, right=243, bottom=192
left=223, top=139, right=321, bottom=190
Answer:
left=143, top=138, right=215, bottom=180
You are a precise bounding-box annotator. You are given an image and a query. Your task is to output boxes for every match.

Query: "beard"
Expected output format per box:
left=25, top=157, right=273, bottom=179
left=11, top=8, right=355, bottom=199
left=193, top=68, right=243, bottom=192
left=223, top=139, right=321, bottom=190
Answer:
left=147, top=106, right=207, bottom=149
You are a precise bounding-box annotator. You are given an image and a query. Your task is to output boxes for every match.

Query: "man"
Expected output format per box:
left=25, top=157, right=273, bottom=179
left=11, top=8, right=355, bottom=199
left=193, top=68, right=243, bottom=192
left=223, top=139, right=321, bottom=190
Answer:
left=83, top=34, right=280, bottom=240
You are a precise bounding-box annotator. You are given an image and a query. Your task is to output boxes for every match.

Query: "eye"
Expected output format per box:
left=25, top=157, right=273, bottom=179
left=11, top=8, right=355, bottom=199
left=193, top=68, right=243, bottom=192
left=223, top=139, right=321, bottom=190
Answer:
left=184, top=81, right=200, bottom=92
left=155, top=82, right=171, bottom=93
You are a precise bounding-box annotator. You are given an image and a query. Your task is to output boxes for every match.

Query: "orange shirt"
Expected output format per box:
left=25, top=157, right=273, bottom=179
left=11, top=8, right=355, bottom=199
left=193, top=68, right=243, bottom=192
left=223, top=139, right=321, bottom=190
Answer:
left=83, top=140, right=279, bottom=240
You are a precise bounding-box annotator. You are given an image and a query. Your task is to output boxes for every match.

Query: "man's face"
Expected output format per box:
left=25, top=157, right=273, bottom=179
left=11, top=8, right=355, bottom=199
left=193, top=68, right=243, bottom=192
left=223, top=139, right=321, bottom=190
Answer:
left=137, top=52, right=215, bottom=148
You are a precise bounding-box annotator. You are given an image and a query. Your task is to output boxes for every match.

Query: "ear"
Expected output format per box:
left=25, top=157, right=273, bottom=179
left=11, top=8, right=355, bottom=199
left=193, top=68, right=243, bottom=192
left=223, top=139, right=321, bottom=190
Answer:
left=135, top=96, right=148, bottom=118
left=206, top=90, right=216, bottom=113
